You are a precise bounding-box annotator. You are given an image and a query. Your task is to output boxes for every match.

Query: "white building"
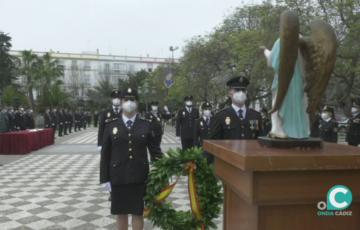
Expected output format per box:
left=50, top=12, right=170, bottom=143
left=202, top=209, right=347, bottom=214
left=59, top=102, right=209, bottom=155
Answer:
left=10, top=50, right=174, bottom=98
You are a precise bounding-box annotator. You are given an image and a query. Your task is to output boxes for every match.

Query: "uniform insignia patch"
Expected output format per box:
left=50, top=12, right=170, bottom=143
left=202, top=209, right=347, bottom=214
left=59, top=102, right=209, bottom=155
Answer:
left=225, top=117, right=231, bottom=125
left=107, top=112, right=111, bottom=118
left=128, top=88, right=132, bottom=93
left=200, top=121, right=203, bottom=127
left=157, top=118, right=160, bottom=122
left=183, top=111, right=186, bottom=116
left=113, top=127, right=118, bottom=135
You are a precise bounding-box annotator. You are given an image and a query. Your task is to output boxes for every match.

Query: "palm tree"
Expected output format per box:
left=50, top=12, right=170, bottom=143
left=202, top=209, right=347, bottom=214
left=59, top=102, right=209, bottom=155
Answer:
left=35, top=53, right=64, bottom=110
left=19, top=50, right=39, bottom=109
left=87, top=77, right=114, bottom=109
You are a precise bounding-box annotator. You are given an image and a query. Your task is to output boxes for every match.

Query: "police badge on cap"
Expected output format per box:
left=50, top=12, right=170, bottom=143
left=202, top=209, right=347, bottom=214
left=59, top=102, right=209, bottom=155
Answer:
left=226, top=76, right=250, bottom=89
left=111, top=89, right=121, bottom=98
left=122, top=87, right=139, bottom=100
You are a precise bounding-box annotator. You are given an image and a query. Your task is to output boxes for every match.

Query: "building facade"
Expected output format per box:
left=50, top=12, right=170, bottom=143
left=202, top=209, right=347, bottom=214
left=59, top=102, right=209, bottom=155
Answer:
left=10, top=50, right=173, bottom=99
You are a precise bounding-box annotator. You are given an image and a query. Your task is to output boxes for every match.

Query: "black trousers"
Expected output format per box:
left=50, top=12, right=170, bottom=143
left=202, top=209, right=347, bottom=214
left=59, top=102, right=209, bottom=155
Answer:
left=58, top=124, right=63, bottom=136
left=64, top=124, right=68, bottom=135
left=181, top=138, right=194, bottom=151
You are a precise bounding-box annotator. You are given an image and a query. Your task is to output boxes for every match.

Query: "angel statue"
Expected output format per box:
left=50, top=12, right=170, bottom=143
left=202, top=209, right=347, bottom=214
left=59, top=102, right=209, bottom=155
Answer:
left=260, top=10, right=337, bottom=139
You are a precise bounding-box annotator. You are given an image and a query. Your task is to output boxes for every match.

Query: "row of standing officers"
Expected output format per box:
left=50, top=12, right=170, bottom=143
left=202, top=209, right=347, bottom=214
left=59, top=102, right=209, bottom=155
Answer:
left=44, top=109, right=96, bottom=136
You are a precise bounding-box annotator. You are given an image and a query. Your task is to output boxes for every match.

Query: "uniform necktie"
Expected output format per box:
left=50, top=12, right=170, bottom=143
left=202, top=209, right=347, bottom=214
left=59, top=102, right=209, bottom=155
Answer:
left=238, top=109, right=243, bottom=120
left=126, top=120, right=133, bottom=129
left=205, top=118, right=210, bottom=126
left=115, top=108, right=119, bottom=114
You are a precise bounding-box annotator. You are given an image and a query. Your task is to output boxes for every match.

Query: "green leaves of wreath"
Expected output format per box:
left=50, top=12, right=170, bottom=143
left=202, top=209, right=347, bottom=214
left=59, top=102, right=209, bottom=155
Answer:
left=144, top=147, right=223, bottom=230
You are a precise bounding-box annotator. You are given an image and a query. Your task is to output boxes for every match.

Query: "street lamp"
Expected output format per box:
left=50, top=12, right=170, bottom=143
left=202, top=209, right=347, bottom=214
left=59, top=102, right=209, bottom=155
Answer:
left=165, top=46, right=178, bottom=95
left=169, top=46, right=179, bottom=63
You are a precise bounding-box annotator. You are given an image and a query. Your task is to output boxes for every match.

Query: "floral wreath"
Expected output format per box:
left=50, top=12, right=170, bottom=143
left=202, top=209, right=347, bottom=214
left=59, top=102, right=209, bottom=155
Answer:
left=144, top=147, right=223, bottom=230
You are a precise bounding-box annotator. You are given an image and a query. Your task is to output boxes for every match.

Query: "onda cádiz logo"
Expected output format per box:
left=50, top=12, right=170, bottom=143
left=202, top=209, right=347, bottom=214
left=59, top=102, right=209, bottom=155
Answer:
left=317, top=185, right=353, bottom=216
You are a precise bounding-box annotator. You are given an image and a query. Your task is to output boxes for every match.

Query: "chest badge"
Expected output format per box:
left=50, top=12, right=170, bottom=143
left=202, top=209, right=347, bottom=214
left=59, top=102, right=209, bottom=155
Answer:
left=200, top=121, right=203, bottom=127
left=107, top=112, right=111, bottom=118
left=182, top=111, right=186, bottom=116
left=112, top=127, right=118, bottom=135
left=225, top=117, right=231, bottom=125
left=157, top=117, right=160, bottom=122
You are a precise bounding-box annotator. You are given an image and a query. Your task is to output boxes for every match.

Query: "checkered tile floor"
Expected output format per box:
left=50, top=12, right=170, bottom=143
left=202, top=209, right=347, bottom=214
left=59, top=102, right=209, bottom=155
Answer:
left=0, top=128, right=223, bottom=229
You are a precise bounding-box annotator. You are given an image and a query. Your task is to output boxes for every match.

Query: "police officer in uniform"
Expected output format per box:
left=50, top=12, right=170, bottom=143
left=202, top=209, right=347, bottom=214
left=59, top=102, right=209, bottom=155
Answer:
left=50, top=108, right=58, bottom=136
left=44, top=108, right=52, bottom=128
left=94, top=111, right=99, bottom=127
left=145, top=101, right=163, bottom=146
left=7, top=107, right=16, bottom=131
left=347, top=98, right=360, bottom=146
left=194, top=102, right=214, bottom=163
left=14, top=107, right=26, bottom=131
left=97, top=89, right=122, bottom=151
left=210, top=76, right=262, bottom=140
left=100, top=87, right=162, bottom=230
left=319, top=105, right=338, bottom=143
left=67, top=110, right=73, bottom=134
left=74, top=110, right=80, bottom=132
left=57, top=109, right=65, bottom=137
left=176, top=95, right=199, bottom=150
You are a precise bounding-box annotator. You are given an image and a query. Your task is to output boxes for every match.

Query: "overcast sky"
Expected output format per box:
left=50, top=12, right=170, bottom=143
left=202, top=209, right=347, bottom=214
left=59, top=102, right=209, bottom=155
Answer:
left=0, top=0, right=262, bottom=58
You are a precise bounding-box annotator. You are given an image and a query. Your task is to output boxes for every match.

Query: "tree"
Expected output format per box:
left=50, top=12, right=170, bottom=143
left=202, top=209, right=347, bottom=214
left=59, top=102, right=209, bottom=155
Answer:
left=277, top=0, right=360, bottom=114
left=87, top=77, right=115, bottom=109
left=35, top=53, right=64, bottom=111
left=1, top=85, right=28, bottom=107
left=18, top=50, right=39, bottom=109
left=0, top=32, right=17, bottom=96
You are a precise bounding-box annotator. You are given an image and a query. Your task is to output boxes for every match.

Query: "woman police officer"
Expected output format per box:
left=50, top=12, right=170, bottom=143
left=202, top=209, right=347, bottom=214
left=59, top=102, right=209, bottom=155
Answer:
left=100, top=87, right=162, bottom=230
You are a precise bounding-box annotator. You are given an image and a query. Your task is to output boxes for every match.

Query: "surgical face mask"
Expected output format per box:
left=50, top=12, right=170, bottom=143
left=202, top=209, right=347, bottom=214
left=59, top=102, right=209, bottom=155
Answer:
left=185, top=101, right=193, bottom=107
left=122, top=101, right=137, bottom=113
left=112, top=98, right=121, bottom=106
left=232, top=91, right=247, bottom=104
left=321, top=112, right=330, bottom=120
left=351, top=107, right=359, bottom=115
left=203, top=109, right=211, bottom=117
left=151, top=106, right=158, bottom=111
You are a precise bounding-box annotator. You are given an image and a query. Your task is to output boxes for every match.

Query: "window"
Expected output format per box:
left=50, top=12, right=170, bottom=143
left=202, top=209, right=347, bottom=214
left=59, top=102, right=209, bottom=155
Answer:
left=113, top=63, right=120, bottom=74
left=71, top=60, right=78, bottom=71
left=84, top=61, right=91, bottom=71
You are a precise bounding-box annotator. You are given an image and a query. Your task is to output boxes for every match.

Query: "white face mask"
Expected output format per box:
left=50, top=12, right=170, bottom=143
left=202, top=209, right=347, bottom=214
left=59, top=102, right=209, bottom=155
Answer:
left=321, top=112, right=330, bottom=120
left=232, top=91, right=247, bottom=104
left=351, top=107, right=359, bottom=115
left=112, top=98, right=121, bottom=106
left=151, top=106, right=158, bottom=111
left=122, top=101, right=137, bottom=113
left=203, top=110, right=211, bottom=117
left=185, top=101, right=193, bottom=107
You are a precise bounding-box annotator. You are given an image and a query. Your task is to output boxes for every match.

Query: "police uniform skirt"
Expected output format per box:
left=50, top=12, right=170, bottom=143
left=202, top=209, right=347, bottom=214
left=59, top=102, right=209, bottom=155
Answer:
left=111, top=183, right=146, bottom=215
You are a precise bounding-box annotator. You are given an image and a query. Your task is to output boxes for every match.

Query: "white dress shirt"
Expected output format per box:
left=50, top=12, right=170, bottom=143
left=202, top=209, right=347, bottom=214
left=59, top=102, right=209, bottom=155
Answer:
left=231, top=103, right=246, bottom=119
left=122, top=113, right=137, bottom=127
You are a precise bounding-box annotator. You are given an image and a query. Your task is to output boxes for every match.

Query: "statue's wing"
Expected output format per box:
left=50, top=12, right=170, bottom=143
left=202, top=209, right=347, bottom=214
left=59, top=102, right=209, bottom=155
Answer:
left=270, top=11, right=300, bottom=113
left=299, top=20, right=337, bottom=120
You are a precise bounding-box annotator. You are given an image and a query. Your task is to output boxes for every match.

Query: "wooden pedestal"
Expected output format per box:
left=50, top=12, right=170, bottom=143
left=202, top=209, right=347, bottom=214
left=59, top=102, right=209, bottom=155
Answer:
left=203, top=140, right=360, bottom=230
